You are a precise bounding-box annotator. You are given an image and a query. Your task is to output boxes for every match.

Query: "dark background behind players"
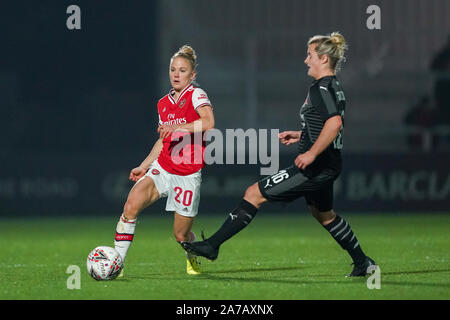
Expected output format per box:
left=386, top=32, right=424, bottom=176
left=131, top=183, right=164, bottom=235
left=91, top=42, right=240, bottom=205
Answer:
left=0, top=0, right=449, bottom=216
left=404, top=34, right=450, bottom=149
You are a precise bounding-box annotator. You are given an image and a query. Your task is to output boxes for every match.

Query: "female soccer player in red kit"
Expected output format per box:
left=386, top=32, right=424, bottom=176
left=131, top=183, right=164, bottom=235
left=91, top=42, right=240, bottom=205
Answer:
left=113, top=45, right=215, bottom=276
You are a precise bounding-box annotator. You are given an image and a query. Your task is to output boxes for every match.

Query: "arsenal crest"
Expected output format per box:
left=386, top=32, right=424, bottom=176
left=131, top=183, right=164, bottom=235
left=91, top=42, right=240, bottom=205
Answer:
left=179, top=99, right=186, bottom=108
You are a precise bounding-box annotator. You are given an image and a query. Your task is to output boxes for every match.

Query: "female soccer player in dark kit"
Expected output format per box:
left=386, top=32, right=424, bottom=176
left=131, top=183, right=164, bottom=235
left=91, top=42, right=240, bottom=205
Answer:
left=182, top=32, right=377, bottom=277
left=113, top=45, right=215, bottom=276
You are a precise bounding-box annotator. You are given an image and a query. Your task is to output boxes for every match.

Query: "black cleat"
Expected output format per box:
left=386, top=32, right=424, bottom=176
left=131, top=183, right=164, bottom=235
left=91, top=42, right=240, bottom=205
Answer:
left=347, top=256, right=377, bottom=277
left=181, top=240, right=219, bottom=261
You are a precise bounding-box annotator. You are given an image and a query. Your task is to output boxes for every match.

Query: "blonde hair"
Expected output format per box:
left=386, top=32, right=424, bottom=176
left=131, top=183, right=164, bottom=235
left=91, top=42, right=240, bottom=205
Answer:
left=171, top=45, right=198, bottom=72
left=308, top=32, right=348, bottom=72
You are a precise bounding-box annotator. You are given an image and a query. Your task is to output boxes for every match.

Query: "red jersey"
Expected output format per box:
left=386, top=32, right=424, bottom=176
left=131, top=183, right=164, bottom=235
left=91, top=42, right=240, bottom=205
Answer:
left=156, top=84, right=212, bottom=176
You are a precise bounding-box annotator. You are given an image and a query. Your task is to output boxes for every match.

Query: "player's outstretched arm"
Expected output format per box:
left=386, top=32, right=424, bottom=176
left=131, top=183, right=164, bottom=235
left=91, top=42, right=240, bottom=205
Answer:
left=129, top=138, right=163, bottom=182
left=279, top=130, right=302, bottom=145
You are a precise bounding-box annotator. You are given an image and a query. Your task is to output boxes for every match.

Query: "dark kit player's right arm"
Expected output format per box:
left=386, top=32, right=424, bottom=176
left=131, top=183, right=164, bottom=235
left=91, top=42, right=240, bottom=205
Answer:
left=295, top=77, right=344, bottom=169
left=294, top=115, right=341, bottom=169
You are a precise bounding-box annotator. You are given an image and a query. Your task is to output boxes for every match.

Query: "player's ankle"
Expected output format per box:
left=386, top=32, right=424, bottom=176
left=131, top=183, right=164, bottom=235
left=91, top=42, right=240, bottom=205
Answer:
left=206, top=238, right=220, bottom=250
left=121, top=213, right=137, bottom=223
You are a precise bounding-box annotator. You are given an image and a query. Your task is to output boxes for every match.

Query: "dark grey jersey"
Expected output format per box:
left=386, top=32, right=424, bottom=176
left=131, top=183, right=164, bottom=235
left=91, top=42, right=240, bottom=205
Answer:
left=298, top=75, right=345, bottom=173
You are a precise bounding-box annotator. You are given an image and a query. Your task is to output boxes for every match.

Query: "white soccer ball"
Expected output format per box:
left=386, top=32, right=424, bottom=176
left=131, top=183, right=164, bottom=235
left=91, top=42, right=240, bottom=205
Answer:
left=86, top=246, right=123, bottom=280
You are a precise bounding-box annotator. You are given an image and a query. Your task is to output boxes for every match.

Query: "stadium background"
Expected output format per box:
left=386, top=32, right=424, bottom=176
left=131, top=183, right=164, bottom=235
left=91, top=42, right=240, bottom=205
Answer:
left=1, top=0, right=449, bottom=217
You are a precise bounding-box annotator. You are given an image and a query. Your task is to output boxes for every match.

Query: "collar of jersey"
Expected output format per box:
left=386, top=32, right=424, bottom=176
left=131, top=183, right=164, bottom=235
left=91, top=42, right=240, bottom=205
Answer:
left=312, top=75, right=335, bottom=85
left=168, top=83, right=193, bottom=104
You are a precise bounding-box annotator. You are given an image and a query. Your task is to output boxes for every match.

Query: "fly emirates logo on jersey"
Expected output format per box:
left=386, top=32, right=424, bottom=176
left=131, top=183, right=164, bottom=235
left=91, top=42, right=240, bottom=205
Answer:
left=162, top=113, right=187, bottom=126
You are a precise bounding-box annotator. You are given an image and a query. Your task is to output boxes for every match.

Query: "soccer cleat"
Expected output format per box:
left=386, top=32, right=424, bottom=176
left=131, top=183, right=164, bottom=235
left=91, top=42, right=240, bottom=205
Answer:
left=181, top=240, right=219, bottom=261
left=186, top=256, right=202, bottom=275
left=347, top=256, right=377, bottom=277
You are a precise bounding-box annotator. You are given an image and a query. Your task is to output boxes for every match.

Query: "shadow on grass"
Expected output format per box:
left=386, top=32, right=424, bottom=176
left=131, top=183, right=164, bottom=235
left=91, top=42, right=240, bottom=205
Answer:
left=129, top=265, right=365, bottom=286
left=200, top=271, right=450, bottom=289
left=382, top=269, right=450, bottom=276
left=127, top=266, right=450, bottom=289
left=380, top=268, right=450, bottom=289
left=127, top=266, right=303, bottom=280
left=381, top=280, right=450, bottom=289
left=197, top=273, right=365, bottom=286
left=206, top=266, right=303, bottom=274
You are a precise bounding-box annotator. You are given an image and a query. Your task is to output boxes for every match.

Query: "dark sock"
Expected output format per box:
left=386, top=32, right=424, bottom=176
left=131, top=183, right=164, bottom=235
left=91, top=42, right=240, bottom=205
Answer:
left=207, top=199, right=258, bottom=249
left=323, top=215, right=366, bottom=265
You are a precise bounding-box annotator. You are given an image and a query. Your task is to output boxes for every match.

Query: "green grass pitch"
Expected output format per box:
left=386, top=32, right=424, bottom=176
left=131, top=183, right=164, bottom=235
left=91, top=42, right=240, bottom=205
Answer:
left=1, top=213, right=449, bottom=300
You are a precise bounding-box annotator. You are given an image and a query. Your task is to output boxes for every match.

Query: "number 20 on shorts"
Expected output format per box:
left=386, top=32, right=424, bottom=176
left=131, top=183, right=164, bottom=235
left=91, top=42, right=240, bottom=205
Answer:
left=174, top=187, right=193, bottom=206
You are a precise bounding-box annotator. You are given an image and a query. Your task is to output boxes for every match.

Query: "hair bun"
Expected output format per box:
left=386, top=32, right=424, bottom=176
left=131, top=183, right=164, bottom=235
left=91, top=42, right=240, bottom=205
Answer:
left=307, top=32, right=348, bottom=72
left=172, top=45, right=198, bottom=71
left=330, top=32, right=347, bottom=51
left=178, top=45, right=197, bottom=61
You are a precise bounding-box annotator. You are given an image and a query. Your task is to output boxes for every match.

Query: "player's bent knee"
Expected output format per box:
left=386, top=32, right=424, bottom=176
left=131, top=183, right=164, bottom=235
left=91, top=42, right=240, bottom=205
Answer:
left=244, top=183, right=267, bottom=207
left=311, top=207, right=336, bottom=226
left=309, top=206, right=320, bottom=218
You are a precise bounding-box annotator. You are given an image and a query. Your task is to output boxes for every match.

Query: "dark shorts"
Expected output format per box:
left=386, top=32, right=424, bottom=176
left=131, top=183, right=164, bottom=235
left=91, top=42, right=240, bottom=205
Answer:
left=258, top=165, right=340, bottom=212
